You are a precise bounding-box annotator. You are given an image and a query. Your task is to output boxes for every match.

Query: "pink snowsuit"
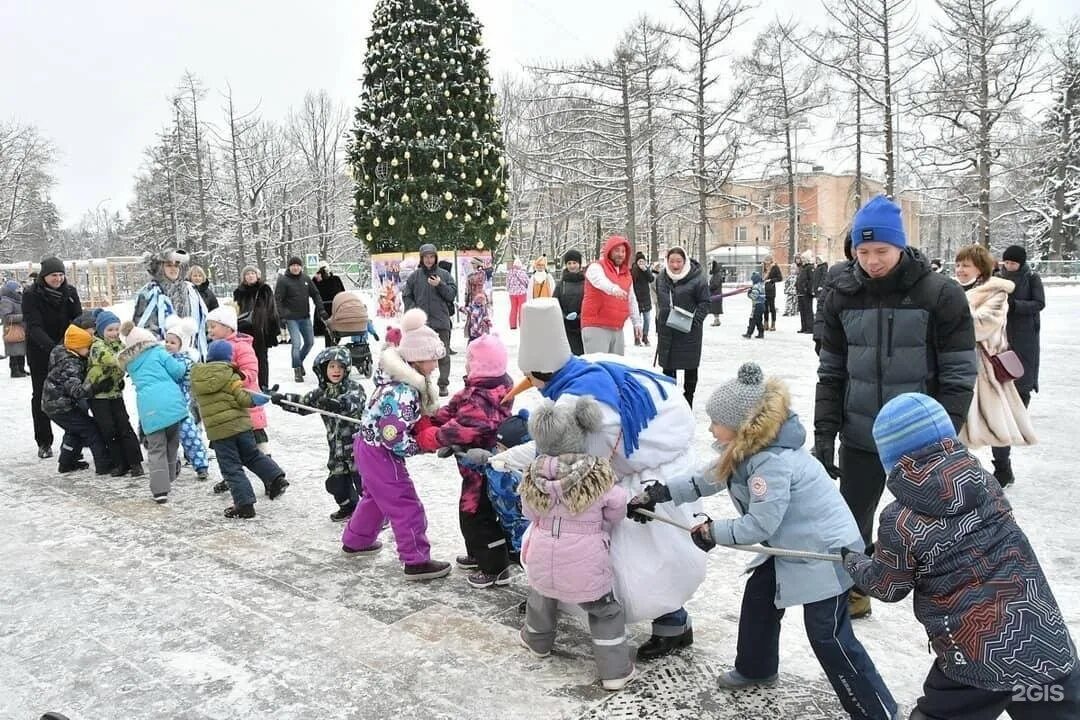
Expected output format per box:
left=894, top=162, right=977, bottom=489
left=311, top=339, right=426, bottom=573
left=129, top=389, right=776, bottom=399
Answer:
left=223, top=332, right=266, bottom=430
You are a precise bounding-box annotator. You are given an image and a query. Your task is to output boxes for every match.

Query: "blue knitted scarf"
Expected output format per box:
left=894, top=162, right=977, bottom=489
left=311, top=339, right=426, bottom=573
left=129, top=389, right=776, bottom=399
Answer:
left=540, top=356, right=674, bottom=457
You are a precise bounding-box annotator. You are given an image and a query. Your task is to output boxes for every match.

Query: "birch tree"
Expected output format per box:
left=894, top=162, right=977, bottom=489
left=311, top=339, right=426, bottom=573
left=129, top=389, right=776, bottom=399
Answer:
left=913, top=0, right=1044, bottom=246
left=0, top=121, right=57, bottom=259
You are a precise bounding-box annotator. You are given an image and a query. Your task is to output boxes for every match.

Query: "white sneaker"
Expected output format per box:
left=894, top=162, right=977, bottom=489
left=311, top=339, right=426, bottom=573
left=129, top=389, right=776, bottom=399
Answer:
left=602, top=665, right=636, bottom=691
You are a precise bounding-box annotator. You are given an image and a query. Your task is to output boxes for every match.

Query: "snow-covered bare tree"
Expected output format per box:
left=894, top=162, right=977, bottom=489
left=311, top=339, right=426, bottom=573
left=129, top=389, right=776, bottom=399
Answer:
left=1022, top=18, right=1079, bottom=260
left=913, top=0, right=1044, bottom=246
left=740, top=20, right=829, bottom=260
left=0, top=121, right=58, bottom=259
left=662, top=0, right=752, bottom=262
left=290, top=90, right=350, bottom=262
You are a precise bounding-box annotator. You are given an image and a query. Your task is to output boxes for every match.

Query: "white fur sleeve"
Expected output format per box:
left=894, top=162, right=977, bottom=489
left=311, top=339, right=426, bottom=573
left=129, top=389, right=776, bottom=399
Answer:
left=490, top=441, right=538, bottom=473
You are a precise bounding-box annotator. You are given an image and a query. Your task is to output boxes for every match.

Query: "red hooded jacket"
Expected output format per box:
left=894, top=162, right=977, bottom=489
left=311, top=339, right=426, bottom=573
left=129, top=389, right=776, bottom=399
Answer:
left=581, top=235, right=634, bottom=331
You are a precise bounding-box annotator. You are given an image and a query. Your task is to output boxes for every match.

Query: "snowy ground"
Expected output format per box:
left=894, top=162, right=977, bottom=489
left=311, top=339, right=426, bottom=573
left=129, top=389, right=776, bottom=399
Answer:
left=2, top=288, right=1078, bottom=720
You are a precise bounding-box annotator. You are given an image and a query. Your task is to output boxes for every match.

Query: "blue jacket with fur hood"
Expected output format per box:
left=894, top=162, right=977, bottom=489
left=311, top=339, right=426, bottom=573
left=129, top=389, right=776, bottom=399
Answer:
left=118, top=339, right=190, bottom=434
left=667, top=378, right=863, bottom=608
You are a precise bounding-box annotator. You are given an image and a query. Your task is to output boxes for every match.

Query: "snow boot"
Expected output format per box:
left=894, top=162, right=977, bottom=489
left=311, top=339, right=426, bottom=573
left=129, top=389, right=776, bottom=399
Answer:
left=637, top=628, right=693, bottom=661
left=58, top=460, right=90, bottom=474
left=196, top=468, right=209, bottom=481
left=403, top=560, right=452, bottom=581
left=110, top=465, right=129, bottom=478
left=38, top=445, right=53, bottom=459
left=602, top=665, right=637, bottom=692
left=993, top=459, right=1015, bottom=488
left=294, top=367, right=304, bottom=383
left=95, top=464, right=114, bottom=476
left=466, top=567, right=512, bottom=589
left=342, top=540, right=383, bottom=556
left=519, top=628, right=550, bottom=658
left=224, top=504, right=256, bottom=519
left=266, top=474, right=289, bottom=500
left=212, top=479, right=229, bottom=494
left=716, top=669, right=778, bottom=689
left=152, top=492, right=168, bottom=504
left=456, top=555, right=478, bottom=569
left=330, top=501, right=357, bottom=522
left=129, top=463, right=145, bottom=478
left=769, top=321, right=776, bottom=331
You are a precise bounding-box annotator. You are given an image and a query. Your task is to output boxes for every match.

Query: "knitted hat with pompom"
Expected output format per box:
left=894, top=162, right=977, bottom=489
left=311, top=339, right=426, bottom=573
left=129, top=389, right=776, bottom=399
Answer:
left=396, top=309, right=446, bottom=363
left=706, top=362, right=768, bottom=430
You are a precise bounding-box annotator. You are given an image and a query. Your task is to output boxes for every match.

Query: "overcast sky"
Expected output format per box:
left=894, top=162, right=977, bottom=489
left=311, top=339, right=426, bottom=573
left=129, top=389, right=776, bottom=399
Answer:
left=0, top=0, right=1071, bottom=225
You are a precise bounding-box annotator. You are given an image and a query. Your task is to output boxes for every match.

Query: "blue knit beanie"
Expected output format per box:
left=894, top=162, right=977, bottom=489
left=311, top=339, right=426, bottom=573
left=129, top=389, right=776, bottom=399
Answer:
left=206, top=339, right=234, bottom=363
left=873, top=393, right=956, bottom=472
left=94, top=309, right=120, bottom=338
left=851, top=195, right=907, bottom=250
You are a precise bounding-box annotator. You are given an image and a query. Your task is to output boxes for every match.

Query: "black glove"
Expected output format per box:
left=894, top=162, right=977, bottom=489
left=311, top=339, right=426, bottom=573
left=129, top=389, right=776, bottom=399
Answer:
left=813, top=436, right=841, bottom=479
left=690, top=515, right=716, bottom=552
left=626, top=481, right=672, bottom=522
left=840, top=547, right=854, bottom=562
left=270, top=392, right=296, bottom=407
left=318, top=397, right=344, bottom=414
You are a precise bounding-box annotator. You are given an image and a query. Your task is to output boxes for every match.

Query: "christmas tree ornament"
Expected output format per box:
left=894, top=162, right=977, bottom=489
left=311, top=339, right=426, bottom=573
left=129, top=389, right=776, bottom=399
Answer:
left=373, top=217, right=380, bottom=227
left=443, top=191, right=453, bottom=201
left=445, top=210, right=453, bottom=220
left=419, top=225, right=427, bottom=236
left=388, top=216, right=396, bottom=226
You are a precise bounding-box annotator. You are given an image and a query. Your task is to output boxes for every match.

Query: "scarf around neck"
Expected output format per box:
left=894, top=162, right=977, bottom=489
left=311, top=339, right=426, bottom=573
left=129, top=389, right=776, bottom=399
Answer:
left=665, top=264, right=691, bottom=283
left=541, top=356, right=674, bottom=457
left=157, top=274, right=190, bottom=317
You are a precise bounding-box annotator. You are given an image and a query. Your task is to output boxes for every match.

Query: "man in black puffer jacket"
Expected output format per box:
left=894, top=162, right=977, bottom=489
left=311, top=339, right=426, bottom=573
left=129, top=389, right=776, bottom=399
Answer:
left=402, top=244, right=457, bottom=396
left=845, top=393, right=1078, bottom=720
left=275, top=257, right=327, bottom=382
left=814, top=195, right=976, bottom=619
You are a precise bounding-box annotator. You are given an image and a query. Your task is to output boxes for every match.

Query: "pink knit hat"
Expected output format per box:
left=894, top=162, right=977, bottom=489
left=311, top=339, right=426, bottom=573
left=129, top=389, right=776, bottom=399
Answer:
left=397, top=309, right=446, bottom=363
left=466, top=333, right=507, bottom=379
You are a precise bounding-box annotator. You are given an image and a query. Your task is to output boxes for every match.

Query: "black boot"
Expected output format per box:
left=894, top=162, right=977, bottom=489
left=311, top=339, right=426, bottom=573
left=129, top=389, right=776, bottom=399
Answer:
left=637, top=628, right=694, bottom=661
left=993, top=459, right=1015, bottom=488
left=266, top=474, right=289, bottom=500
left=293, top=367, right=304, bottom=383
left=38, top=445, right=53, bottom=459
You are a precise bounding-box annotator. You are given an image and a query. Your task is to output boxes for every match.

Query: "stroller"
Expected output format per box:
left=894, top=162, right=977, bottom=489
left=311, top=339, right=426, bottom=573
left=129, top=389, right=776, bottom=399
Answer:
left=345, top=338, right=373, bottom=378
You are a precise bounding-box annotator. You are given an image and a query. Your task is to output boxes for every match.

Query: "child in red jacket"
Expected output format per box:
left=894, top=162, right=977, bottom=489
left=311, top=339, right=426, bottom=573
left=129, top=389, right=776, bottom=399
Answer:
left=415, top=333, right=513, bottom=588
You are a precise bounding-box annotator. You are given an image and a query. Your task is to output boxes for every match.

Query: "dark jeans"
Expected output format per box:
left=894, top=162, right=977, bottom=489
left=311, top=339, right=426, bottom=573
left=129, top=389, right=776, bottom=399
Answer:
left=90, top=398, right=143, bottom=471
left=252, top=335, right=270, bottom=390
left=286, top=318, right=315, bottom=369
left=211, top=430, right=284, bottom=507
left=914, top=663, right=1079, bottom=720
left=798, top=295, right=814, bottom=332
left=52, top=409, right=111, bottom=472
left=662, top=367, right=699, bottom=408
left=735, top=559, right=897, bottom=720
left=992, top=389, right=1032, bottom=465
left=765, top=292, right=777, bottom=324
left=839, top=444, right=887, bottom=554
left=437, top=328, right=451, bottom=391
left=745, top=306, right=765, bottom=337
left=30, top=360, right=54, bottom=448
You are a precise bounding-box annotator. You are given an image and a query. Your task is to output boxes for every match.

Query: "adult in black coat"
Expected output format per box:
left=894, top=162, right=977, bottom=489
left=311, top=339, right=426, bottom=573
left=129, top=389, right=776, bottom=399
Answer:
left=655, top=248, right=711, bottom=407
left=187, top=265, right=219, bottom=311
left=234, top=266, right=280, bottom=391
left=991, top=245, right=1045, bottom=479
left=553, top=249, right=586, bottom=355
left=707, top=261, right=724, bottom=325
left=22, top=256, right=82, bottom=458
left=795, top=253, right=815, bottom=333
left=312, top=265, right=347, bottom=347
left=275, top=256, right=327, bottom=381
left=631, top=252, right=655, bottom=346
left=762, top=258, right=783, bottom=330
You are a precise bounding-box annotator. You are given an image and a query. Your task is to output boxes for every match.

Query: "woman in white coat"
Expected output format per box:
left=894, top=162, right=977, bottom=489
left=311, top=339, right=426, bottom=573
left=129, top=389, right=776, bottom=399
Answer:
left=953, top=244, right=1036, bottom=482
left=494, top=298, right=706, bottom=660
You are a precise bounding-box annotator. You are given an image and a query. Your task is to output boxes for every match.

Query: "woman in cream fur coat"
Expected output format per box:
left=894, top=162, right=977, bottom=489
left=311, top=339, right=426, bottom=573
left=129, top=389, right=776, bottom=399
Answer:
left=953, top=245, right=1036, bottom=466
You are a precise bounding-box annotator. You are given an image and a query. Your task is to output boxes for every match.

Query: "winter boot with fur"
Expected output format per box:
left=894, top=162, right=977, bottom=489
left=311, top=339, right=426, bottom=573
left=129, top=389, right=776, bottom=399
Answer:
left=403, top=560, right=452, bottom=581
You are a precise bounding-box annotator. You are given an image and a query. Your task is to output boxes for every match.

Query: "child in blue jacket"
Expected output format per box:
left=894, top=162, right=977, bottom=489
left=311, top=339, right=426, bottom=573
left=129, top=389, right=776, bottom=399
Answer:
left=742, top=271, right=766, bottom=339
left=629, top=362, right=896, bottom=720
left=119, top=323, right=191, bottom=503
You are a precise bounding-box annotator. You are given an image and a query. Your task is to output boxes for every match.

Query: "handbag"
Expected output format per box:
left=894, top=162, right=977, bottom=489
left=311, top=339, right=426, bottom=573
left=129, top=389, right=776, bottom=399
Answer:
left=665, top=291, right=695, bottom=334
left=980, top=344, right=1024, bottom=383
left=3, top=323, right=25, bottom=344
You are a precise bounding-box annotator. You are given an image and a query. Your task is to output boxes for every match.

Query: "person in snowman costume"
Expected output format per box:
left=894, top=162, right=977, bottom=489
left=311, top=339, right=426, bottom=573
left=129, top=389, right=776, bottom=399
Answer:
left=491, top=298, right=706, bottom=659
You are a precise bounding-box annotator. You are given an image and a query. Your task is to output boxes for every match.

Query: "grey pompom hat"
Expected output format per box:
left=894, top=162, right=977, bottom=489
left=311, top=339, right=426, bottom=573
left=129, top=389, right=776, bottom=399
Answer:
left=706, top=362, right=767, bottom=429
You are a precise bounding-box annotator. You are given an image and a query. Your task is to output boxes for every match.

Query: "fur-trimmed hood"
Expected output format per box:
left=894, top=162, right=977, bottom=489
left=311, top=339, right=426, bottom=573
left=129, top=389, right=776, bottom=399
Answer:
left=117, top=339, right=160, bottom=371
left=713, top=377, right=799, bottom=484
left=375, top=346, right=439, bottom=416
left=521, top=454, right=617, bottom=514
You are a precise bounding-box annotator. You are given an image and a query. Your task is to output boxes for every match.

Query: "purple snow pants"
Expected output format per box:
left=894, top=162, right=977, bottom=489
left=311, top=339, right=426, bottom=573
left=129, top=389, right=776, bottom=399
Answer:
left=341, top=439, right=432, bottom=565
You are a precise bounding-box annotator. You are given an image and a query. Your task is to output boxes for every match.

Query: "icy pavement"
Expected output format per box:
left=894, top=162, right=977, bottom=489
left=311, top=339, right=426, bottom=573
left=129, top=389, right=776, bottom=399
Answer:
left=2, top=288, right=1078, bottom=720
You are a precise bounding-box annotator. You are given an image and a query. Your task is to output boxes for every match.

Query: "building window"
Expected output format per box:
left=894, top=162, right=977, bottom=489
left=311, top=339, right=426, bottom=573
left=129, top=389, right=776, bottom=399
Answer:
left=735, top=226, right=748, bottom=244
left=762, top=224, right=772, bottom=244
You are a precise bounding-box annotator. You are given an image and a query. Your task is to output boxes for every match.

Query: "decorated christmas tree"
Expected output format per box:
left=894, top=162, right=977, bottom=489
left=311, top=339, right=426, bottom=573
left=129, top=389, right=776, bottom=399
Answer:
left=349, top=0, right=509, bottom=254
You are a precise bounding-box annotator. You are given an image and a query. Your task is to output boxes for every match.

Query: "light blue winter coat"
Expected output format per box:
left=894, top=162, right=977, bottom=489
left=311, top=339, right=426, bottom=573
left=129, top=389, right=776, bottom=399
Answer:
left=118, top=339, right=190, bottom=435
left=668, top=412, right=862, bottom=608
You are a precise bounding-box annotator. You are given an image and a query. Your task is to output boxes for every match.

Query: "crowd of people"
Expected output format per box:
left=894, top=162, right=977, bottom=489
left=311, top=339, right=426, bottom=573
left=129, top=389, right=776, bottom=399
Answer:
left=2, top=194, right=1074, bottom=719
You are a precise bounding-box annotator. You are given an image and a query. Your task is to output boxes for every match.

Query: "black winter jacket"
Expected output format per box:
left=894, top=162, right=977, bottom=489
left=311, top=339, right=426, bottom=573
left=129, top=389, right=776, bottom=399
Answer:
left=22, top=279, right=82, bottom=368
left=402, top=258, right=457, bottom=332
left=42, top=345, right=91, bottom=417
left=795, top=263, right=815, bottom=297
left=846, top=439, right=1076, bottom=691
left=655, top=260, right=711, bottom=370
left=631, top=265, right=654, bottom=312
left=815, top=248, right=977, bottom=452
left=274, top=270, right=324, bottom=321
left=1000, top=264, right=1043, bottom=395
left=812, top=260, right=853, bottom=344
left=764, top=263, right=783, bottom=299
left=708, top=262, right=724, bottom=315
left=553, top=270, right=585, bottom=336
left=233, top=282, right=280, bottom=348
left=313, top=273, right=346, bottom=336
left=194, top=281, right=219, bottom=312
left=813, top=262, right=828, bottom=299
